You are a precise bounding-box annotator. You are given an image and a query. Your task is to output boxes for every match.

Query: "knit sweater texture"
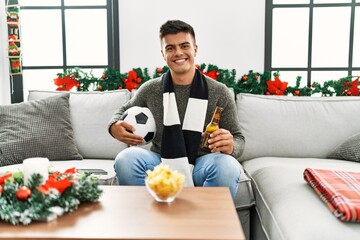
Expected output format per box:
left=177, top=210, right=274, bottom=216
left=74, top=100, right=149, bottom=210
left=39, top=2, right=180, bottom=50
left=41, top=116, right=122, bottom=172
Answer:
left=108, top=74, right=245, bottom=160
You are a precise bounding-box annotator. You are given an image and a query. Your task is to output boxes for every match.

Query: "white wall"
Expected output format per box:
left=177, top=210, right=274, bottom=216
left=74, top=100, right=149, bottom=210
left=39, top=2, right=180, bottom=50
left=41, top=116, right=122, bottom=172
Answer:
left=0, top=1, right=11, bottom=105
left=118, top=0, right=265, bottom=76
left=0, top=0, right=265, bottom=104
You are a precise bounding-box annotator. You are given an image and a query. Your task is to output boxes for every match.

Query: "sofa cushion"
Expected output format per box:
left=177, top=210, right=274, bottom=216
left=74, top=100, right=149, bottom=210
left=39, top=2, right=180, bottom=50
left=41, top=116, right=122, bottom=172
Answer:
left=243, top=157, right=360, bottom=240
left=28, top=90, right=131, bottom=159
left=237, top=93, right=360, bottom=162
left=326, top=132, right=360, bottom=162
left=0, top=94, right=82, bottom=167
left=234, top=165, right=255, bottom=210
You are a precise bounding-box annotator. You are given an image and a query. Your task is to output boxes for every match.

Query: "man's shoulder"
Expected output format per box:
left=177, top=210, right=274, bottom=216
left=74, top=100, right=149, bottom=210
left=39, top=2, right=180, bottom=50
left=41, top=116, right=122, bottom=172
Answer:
left=138, top=76, right=163, bottom=91
left=205, top=76, right=231, bottom=93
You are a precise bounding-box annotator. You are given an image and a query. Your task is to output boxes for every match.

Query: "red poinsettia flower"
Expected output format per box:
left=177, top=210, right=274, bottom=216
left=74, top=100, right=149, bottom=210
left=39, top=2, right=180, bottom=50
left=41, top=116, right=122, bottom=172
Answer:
left=39, top=176, right=72, bottom=194
left=199, top=70, right=219, bottom=80
left=205, top=70, right=219, bottom=80
left=0, top=172, right=12, bottom=185
left=266, top=77, right=288, bottom=95
left=45, top=177, right=72, bottom=193
left=54, top=75, right=78, bottom=91
left=36, top=186, right=49, bottom=195
left=64, top=167, right=76, bottom=175
left=123, top=70, right=142, bottom=91
left=343, top=77, right=359, bottom=96
left=37, top=168, right=76, bottom=194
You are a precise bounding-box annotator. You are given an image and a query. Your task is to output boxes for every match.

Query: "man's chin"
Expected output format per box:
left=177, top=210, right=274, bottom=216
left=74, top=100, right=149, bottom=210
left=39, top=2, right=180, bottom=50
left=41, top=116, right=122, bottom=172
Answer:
left=169, top=63, right=193, bottom=73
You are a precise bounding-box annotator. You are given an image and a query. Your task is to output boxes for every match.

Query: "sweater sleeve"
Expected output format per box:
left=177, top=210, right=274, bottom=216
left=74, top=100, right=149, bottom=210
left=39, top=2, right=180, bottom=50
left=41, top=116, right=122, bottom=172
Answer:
left=107, top=83, right=150, bottom=137
left=108, top=78, right=162, bottom=139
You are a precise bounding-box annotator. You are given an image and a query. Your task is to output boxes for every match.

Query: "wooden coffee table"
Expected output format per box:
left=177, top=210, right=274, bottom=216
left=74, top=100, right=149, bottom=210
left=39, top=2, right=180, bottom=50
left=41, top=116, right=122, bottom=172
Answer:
left=0, top=186, right=245, bottom=240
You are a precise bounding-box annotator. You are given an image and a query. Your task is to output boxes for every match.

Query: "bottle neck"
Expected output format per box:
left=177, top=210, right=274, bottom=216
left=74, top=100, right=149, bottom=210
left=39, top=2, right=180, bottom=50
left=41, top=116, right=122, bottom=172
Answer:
left=210, top=107, right=223, bottom=125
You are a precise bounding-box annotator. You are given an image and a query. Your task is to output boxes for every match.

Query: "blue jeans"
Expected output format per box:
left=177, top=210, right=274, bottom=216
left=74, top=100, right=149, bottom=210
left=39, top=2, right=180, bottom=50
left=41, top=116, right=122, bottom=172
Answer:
left=114, top=146, right=241, bottom=199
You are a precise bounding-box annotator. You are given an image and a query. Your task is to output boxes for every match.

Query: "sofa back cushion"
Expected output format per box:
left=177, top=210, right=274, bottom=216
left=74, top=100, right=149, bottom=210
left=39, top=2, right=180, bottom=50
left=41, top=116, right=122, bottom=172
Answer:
left=28, top=90, right=130, bottom=159
left=237, top=93, right=360, bottom=162
left=0, top=94, right=83, bottom=166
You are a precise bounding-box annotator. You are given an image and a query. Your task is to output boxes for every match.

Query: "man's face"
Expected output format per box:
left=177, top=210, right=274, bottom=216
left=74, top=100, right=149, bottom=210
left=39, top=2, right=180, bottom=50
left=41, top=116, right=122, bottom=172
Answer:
left=161, top=32, right=197, bottom=75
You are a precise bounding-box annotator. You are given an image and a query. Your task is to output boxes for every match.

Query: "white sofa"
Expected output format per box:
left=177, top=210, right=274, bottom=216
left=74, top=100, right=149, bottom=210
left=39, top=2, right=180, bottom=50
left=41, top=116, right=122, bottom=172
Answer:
left=0, top=90, right=131, bottom=184
left=237, top=94, right=360, bottom=240
left=2, top=90, right=360, bottom=240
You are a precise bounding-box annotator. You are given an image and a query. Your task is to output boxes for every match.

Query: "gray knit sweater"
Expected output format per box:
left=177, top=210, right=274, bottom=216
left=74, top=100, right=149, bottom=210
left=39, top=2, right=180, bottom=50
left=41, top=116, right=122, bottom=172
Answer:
left=108, top=74, right=245, bottom=160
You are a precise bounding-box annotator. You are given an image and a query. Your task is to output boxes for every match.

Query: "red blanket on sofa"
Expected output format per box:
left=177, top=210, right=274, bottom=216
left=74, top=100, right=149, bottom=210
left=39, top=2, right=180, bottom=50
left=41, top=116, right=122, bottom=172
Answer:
left=304, top=168, right=360, bottom=222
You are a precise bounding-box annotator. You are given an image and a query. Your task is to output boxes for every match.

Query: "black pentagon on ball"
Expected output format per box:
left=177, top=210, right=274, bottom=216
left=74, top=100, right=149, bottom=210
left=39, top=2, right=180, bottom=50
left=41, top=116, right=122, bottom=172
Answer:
left=144, top=132, right=155, bottom=142
left=135, top=112, right=148, bottom=124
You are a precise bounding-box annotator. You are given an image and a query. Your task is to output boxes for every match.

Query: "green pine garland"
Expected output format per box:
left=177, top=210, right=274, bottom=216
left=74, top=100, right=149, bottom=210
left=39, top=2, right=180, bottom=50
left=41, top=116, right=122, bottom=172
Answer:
left=0, top=170, right=102, bottom=225
left=54, top=65, right=360, bottom=97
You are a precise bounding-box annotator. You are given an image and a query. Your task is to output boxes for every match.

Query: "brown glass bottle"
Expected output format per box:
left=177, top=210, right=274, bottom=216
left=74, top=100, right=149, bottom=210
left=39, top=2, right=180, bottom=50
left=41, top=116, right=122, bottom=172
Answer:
left=201, top=106, right=223, bottom=150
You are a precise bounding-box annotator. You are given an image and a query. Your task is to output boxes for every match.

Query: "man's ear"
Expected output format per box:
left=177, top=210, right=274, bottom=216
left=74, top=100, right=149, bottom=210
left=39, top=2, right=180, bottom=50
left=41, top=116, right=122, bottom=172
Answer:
left=161, top=50, right=165, bottom=60
left=194, top=44, right=198, bottom=57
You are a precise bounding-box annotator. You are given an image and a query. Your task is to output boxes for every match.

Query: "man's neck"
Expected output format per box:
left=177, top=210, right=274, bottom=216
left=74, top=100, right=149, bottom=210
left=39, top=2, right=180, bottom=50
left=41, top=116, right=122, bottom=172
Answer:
left=171, top=69, right=196, bottom=85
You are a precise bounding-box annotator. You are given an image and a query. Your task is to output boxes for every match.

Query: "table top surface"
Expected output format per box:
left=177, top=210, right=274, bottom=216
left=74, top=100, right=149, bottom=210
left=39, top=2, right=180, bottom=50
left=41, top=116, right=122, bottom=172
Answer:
left=0, top=186, right=245, bottom=240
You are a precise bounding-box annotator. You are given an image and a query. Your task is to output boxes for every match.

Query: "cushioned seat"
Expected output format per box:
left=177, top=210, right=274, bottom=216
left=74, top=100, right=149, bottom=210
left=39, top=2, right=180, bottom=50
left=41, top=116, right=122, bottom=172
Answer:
left=243, top=157, right=360, bottom=240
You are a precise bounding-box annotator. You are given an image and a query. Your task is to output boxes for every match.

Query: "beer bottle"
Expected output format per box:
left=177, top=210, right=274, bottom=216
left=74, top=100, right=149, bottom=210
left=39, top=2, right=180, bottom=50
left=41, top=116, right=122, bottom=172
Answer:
left=201, top=106, right=223, bottom=149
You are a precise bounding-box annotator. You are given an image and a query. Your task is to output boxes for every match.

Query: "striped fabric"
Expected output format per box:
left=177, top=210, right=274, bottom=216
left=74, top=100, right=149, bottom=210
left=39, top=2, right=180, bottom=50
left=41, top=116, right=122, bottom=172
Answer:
left=304, top=168, right=360, bottom=222
left=161, top=69, right=208, bottom=186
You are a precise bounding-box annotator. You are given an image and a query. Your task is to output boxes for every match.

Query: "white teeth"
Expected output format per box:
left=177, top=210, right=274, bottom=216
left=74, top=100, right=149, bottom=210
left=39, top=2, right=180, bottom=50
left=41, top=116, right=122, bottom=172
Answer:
left=174, top=59, right=186, bottom=63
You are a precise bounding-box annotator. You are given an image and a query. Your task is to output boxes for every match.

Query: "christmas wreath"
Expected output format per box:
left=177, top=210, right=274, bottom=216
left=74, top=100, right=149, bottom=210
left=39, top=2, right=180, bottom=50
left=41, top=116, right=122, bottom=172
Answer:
left=54, top=64, right=360, bottom=97
left=0, top=168, right=102, bottom=225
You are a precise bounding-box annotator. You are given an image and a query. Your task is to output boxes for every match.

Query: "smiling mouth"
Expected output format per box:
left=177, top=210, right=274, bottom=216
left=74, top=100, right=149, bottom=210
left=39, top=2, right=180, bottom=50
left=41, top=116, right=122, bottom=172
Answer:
left=173, top=59, right=187, bottom=63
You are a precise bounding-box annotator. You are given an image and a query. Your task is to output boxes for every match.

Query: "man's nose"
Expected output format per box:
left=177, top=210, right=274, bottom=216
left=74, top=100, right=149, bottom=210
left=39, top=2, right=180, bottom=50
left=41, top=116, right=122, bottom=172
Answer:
left=174, top=47, right=183, bottom=56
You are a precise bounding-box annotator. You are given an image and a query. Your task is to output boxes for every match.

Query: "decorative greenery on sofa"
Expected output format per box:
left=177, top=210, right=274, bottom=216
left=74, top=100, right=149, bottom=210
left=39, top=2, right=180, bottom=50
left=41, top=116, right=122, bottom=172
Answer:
left=54, top=64, right=360, bottom=97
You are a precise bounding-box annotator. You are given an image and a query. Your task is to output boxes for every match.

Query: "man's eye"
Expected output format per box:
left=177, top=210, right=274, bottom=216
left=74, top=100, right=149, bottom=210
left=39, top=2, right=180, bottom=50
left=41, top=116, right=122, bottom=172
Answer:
left=182, top=45, right=190, bottom=49
left=166, top=47, right=173, bottom=51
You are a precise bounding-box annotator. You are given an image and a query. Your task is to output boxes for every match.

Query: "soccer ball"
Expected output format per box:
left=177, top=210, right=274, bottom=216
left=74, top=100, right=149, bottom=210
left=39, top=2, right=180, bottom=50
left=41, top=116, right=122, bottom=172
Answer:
left=121, top=106, right=156, bottom=145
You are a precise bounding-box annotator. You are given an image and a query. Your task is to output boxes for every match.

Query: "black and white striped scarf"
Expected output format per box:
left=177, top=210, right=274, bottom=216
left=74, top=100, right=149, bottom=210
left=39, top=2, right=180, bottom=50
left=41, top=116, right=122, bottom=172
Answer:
left=161, top=69, right=208, bottom=186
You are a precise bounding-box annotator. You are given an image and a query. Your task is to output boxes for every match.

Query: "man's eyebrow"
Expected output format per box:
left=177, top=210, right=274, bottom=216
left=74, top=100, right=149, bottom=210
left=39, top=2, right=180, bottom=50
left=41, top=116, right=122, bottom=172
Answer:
left=165, top=42, right=191, bottom=49
left=179, top=42, right=191, bottom=46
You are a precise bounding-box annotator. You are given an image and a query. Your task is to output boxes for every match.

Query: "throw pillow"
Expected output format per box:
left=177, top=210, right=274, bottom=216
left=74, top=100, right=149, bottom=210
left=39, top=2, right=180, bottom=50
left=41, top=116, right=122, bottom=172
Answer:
left=326, top=132, right=360, bottom=162
left=0, top=94, right=83, bottom=167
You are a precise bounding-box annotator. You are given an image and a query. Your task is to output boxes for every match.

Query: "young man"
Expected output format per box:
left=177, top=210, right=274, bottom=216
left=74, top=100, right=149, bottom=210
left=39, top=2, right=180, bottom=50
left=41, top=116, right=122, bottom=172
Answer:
left=108, top=20, right=245, bottom=199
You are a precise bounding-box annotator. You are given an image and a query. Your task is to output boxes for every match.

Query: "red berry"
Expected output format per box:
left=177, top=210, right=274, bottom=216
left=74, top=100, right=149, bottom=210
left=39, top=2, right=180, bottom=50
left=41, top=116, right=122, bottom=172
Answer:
left=156, top=68, right=163, bottom=73
left=98, top=85, right=103, bottom=91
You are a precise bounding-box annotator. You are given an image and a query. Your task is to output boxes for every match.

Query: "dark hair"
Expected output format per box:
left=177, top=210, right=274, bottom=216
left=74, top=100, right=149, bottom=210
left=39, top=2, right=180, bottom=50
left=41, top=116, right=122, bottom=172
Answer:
left=159, top=20, right=196, bottom=43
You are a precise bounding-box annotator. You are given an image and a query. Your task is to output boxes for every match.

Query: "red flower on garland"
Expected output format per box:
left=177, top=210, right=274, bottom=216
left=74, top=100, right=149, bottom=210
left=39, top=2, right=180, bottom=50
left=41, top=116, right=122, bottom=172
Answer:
left=37, top=168, right=75, bottom=194
left=202, top=70, right=219, bottom=80
left=0, top=173, right=12, bottom=185
left=266, top=77, right=288, bottom=95
left=123, top=70, right=142, bottom=91
left=343, top=77, right=359, bottom=96
left=54, top=75, right=78, bottom=91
